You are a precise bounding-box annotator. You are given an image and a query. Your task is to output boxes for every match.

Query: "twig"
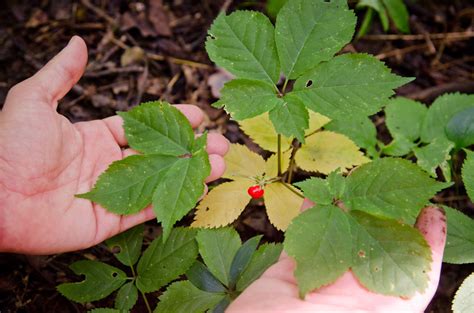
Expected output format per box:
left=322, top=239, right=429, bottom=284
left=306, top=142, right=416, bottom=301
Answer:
left=406, top=81, right=474, bottom=102
left=80, top=0, right=117, bottom=27
left=360, top=31, right=474, bottom=41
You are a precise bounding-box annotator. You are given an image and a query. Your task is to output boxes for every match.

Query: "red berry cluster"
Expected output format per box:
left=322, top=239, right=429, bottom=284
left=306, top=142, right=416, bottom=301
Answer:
left=247, top=185, right=264, bottom=199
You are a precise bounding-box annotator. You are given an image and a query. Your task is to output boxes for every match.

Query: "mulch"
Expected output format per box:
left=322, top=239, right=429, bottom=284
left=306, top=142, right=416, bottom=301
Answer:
left=0, top=0, right=473, bottom=312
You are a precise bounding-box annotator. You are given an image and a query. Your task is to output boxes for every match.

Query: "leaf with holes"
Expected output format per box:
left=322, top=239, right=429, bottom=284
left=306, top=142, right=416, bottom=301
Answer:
left=350, top=211, right=431, bottom=297
left=106, top=224, right=144, bottom=266
left=292, top=53, right=412, bottom=120
left=57, top=261, right=127, bottom=303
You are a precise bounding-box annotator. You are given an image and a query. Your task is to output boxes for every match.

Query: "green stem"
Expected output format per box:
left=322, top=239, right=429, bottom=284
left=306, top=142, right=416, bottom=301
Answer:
left=277, top=135, right=282, bottom=176
left=141, top=291, right=153, bottom=313
left=281, top=181, right=304, bottom=199
left=281, top=78, right=290, bottom=95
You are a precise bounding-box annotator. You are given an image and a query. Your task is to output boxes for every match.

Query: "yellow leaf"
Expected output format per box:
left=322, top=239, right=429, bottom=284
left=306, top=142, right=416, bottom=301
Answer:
left=295, top=131, right=369, bottom=175
left=223, top=144, right=265, bottom=180
left=192, top=180, right=251, bottom=228
left=264, top=182, right=303, bottom=231
left=307, top=110, right=331, bottom=135
left=264, top=151, right=292, bottom=178
left=239, top=113, right=293, bottom=152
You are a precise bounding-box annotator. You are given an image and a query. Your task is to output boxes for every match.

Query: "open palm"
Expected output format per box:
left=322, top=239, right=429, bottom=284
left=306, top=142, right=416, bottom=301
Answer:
left=0, top=37, right=228, bottom=254
left=229, top=205, right=447, bottom=312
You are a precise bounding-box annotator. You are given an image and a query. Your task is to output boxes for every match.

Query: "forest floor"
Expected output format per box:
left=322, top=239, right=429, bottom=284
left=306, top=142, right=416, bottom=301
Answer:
left=0, top=0, right=473, bottom=312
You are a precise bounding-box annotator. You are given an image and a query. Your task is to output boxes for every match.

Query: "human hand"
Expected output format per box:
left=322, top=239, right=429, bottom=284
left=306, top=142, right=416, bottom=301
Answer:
left=0, top=36, right=229, bottom=255
left=229, top=201, right=446, bottom=312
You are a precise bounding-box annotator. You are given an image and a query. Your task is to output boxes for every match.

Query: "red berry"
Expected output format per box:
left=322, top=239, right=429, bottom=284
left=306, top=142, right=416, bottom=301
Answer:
left=248, top=185, right=264, bottom=199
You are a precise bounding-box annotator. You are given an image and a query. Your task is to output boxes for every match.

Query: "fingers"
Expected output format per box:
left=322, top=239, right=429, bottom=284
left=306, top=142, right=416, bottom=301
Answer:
left=414, top=206, right=447, bottom=297
left=118, top=207, right=155, bottom=233
left=206, top=154, right=226, bottom=183
left=103, top=104, right=206, bottom=147
left=5, top=36, right=88, bottom=109
left=300, top=198, right=315, bottom=212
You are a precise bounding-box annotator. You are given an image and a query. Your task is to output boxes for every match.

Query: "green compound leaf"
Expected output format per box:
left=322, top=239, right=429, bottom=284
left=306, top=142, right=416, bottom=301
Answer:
left=136, top=227, right=198, bottom=293
left=78, top=102, right=210, bottom=238
left=350, top=211, right=431, bottom=297
left=446, top=107, right=474, bottom=148
left=115, top=282, right=138, bottom=311
left=385, top=97, right=427, bottom=142
left=186, top=261, right=227, bottom=293
left=217, top=79, right=281, bottom=120
left=118, top=101, right=193, bottom=156
left=382, top=0, right=410, bottom=33
left=154, top=281, right=225, bottom=313
left=452, top=272, right=474, bottom=313
left=106, top=224, right=144, bottom=266
left=236, top=243, right=283, bottom=292
left=444, top=206, right=474, bottom=264
left=269, top=94, right=309, bottom=143
left=343, top=158, right=450, bottom=224
left=295, top=178, right=332, bottom=205
left=325, top=116, right=378, bottom=157
left=421, top=93, right=474, bottom=144
left=462, top=150, right=474, bottom=202
left=413, top=138, right=454, bottom=178
left=57, top=261, right=127, bottom=303
left=77, top=154, right=178, bottom=215
left=275, top=0, right=356, bottom=79
left=206, top=11, right=280, bottom=85
left=152, top=138, right=210, bottom=240
left=196, top=227, right=242, bottom=286
left=292, top=53, right=412, bottom=120
left=284, top=205, right=352, bottom=297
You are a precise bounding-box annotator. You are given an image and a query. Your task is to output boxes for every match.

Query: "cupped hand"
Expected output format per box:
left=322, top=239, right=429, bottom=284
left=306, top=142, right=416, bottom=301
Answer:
left=229, top=201, right=447, bottom=312
left=0, top=36, right=229, bottom=254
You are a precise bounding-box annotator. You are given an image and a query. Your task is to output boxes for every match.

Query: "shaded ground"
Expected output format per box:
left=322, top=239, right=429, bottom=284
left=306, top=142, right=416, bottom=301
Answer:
left=0, top=0, right=473, bottom=312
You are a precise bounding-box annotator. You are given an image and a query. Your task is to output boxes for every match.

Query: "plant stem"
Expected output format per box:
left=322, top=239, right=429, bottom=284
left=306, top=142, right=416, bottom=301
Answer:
left=277, top=135, right=282, bottom=176
left=281, top=78, right=290, bottom=95
left=141, top=291, right=153, bottom=313
left=281, top=181, right=304, bottom=199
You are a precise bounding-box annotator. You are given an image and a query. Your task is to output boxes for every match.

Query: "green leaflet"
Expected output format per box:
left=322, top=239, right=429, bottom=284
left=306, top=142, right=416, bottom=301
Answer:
left=421, top=93, right=474, bottom=143
left=218, top=79, right=281, bottom=120
left=206, top=11, right=280, bottom=85
left=295, top=178, right=332, bottom=205
left=385, top=97, right=427, bottom=142
left=186, top=261, right=227, bottom=293
left=115, top=282, right=138, bottom=311
left=154, top=281, right=225, bottom=313
left=229, top=236, right=262, bottom=288
left=275, top=0, right=355, bottom=79
left=350, top=211, right=431, bottom=297
left=452, top=272, right=474, bottom=313
left=382, top=0, right=410, bottom=33
left=343, top=158, right=450, bottom=224
left=292, top=53, right=412, bottom=120
left=269, top=94, right=309, bottom=142
left=106, top=224, right=144, bottom=266
left=382, top=137, right=416, bottom=157
left=357, top=0, right=389, bottom=31
left=236, top=243, right=283, bottom=291
left=136, top=227, right=198, bottom=293
left=79, top=102, right=210, bottom=238
left=284, top=205, right=352, bottom=297
left=444, top=206, right=474, bottom=264
left=57, top=261, right=127, bottom=303
left=413, top=138, right=454, bottom=178
left=324, top=116, right=378, bottom=157
left=446, top=107, right=474, bottom=148
left=118, top=101, right=193, bottom=156
left=462, top=150, right=474, bottom=201
left=196, top=228, right=242, bottom=286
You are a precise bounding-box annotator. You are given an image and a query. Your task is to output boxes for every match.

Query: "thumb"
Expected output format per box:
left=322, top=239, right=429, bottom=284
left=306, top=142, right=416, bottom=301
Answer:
left=414, top=206, right=447, bottom=298
left=5, top=36, right=88, bottom=109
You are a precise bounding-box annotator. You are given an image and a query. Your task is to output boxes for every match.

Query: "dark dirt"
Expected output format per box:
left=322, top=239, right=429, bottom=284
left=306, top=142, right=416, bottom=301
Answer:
left=0, top=0, right=473, bottom=312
